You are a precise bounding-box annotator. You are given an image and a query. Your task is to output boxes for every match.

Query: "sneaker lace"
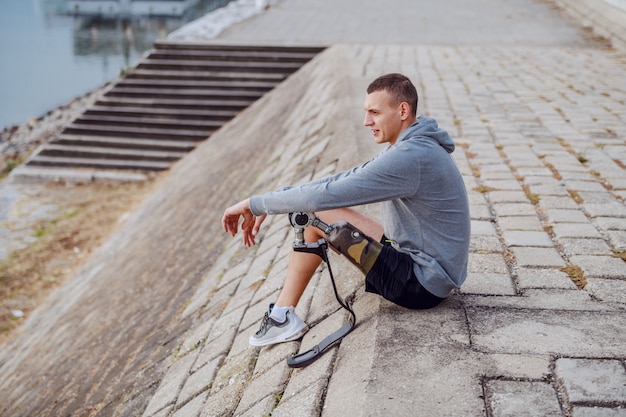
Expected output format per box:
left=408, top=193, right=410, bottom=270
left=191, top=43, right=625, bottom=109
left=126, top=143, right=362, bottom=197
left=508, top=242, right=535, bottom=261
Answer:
left=255, top=312, right=273, bottom=336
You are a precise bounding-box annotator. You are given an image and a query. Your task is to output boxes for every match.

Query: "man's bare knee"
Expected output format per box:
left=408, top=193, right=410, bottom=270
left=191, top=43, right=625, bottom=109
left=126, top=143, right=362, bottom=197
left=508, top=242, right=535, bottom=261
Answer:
left=314, top=208, right=383, bottom=241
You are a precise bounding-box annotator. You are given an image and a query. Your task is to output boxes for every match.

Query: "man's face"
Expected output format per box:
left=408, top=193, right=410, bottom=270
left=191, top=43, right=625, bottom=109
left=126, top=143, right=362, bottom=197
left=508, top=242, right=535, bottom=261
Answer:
left=363, top=90, right=406, bottom=146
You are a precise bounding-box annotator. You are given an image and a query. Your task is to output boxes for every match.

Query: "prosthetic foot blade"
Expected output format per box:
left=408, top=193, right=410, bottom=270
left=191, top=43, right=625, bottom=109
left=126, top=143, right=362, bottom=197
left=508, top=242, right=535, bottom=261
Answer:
left=286, top=322, right=353, bottom=368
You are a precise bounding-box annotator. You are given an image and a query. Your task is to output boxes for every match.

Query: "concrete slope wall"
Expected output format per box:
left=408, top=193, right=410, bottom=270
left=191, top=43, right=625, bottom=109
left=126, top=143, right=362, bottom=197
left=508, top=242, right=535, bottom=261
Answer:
left=0, top=46, right=363, bottom=416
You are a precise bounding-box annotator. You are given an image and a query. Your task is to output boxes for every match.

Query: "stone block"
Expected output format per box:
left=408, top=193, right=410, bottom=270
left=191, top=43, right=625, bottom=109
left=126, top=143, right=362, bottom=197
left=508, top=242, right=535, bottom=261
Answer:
left=467, top=307, right=626, bottom=356
left=570, top=255, right=626, bottom=279
left=552, top=222, right=602, bottom=239
left=583, top=202, right=626, bottom=218
left=481, top=353, right=551, bottom=380
left=235, top=358, right=291, bottom=414
left=461, top=272, right=516, bottom=296
left=498, top=215, right=543, bottom=231
left=607, top=230, right=626, bottom=249
left=511, top=247, right=565, bottom=267
left=555, top=358, right=626, bottom=404
left=485, top=380, right=562, bottom=417
left=142, top=353, right=196, bottom=417
left=503, top=230, right=553, bottom=247
left=559, top=238, right=613, bottom=256
left=468, top=253, right=509, bottom=274
left=516, top=268, right=577, bottom=290
left=492, top=202, right=537, bottom=217
left=585, top=278, right=626, bottom=305
left=544, top=208, right=589, bottom=223
left=472, top=220, right=498, bottom=235
left=172, top=392, right=207, bottom=417
left=470, top=235, right=504, bottom=253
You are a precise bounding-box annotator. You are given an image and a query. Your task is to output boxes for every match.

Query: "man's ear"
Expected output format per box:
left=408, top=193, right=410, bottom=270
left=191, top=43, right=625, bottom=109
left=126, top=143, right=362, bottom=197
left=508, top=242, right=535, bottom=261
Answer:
left=399, top=102, right=410, bottom=120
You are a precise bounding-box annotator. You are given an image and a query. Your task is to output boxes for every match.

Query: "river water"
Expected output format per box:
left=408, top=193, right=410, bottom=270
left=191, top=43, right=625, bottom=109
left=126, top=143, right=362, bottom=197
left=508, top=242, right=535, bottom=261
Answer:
left=0, top=0, right=232, bottom=129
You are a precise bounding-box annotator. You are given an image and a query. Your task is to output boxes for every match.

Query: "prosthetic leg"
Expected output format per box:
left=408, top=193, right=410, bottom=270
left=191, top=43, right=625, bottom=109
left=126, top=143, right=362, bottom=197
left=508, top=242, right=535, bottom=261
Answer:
left=285, top=212, right=383, bottom=368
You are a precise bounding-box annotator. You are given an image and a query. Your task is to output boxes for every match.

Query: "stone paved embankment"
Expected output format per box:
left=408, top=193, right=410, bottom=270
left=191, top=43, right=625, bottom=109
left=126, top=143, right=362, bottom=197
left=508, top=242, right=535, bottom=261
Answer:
left=0, top=0, right=625, bottom=416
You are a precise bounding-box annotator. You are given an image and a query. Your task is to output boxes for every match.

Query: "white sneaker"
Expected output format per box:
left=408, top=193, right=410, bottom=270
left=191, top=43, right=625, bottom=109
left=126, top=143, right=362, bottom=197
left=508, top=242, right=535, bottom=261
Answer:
left=249, top=304, right=308, bottom=347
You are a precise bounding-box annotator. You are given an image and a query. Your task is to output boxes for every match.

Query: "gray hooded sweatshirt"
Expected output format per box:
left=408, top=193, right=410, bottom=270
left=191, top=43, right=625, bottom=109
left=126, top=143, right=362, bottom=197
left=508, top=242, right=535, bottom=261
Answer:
left=250, top=116, right=470, bottom=298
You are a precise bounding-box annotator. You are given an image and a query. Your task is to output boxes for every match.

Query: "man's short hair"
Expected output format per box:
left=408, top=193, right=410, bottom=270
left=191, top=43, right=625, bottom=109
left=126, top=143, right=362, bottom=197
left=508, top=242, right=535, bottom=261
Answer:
left=367, top=73, right=418, bottom=117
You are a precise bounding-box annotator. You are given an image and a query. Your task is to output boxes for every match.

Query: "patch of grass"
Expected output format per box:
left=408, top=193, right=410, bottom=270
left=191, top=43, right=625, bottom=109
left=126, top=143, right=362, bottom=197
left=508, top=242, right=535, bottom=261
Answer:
left=474, top=185, right=498, bottom=194
left=577, top=153, right=589, bottom=164
left=34, top=226, right=49, bottom=238
left=560, top=265, right=586, bottom=289
left=1, top=158, right=23, bottom=179
left=526, top=192, right=540, bottom=205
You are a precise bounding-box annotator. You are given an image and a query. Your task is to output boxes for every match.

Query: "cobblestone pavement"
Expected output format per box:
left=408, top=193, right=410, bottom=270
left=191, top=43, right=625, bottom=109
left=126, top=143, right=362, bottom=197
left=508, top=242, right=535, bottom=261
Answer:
left=0, top=0, right=625, bottom=416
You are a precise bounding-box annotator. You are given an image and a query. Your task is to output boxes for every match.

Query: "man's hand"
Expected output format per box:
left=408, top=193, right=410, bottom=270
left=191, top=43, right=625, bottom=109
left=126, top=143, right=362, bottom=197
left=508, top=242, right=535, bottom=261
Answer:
left=222, top=198, right=267, bottom=247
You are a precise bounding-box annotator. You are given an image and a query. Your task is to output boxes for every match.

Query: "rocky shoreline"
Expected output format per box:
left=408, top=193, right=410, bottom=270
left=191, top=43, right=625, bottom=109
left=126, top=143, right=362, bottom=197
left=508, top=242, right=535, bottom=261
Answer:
left=0, top=83, right=112, bottom=178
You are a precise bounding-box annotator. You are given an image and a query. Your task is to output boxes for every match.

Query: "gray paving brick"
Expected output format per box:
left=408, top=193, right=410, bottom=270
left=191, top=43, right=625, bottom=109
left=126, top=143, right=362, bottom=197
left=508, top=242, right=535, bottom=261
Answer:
left=470, top=235, right=504, bottom=253
left=482, top=353, right=551, bottom=380
left=143, top=353, right=197, bottom=417
left=272, top=379, right=326, bottom=417
left=487, top=190, right=530, bottom=203
left=468, top=252, right=509, bottom=274
left=172, top=393, right=207, bottom=417
left=492, top=202, right=538, bottom=217
left=555, top=358, right=626, bottom=404
left=570, top=254, right=626, bottom=279
left=177, top=357, right=220, bottom=407
left=471, top=204, right=493, bottom=220
left=579, top=191, right=619, bottom=204
left=583, top=202, right=626, bottom=218
left=511, top=247, right=566, bottom=267
left=595, top=217, right=626, bottom=231
left=585, top=280, right=626, bottom=309
left=572, top=407, right=626, bottom=417
left=503, top=230, right=553, bottom=247
left=498, top=215, right=544, bottom=231
left=538, top=195, right=582, bottom=210
left=607, top=230, right=626, bottom=249
left=462, top=272, right=516, bottom=295
left=486, top=380, right=562, bottom=417
left=235, top=360, right=291, bottom=414
left=472, top=220, right=498, bottom=235
left=236, top=395, right=276, bottom=417
left=515, top=268, right=577, bottom=290
left=544, top=208, right=590, bottom=223
left=564, top=180, right=609, bottom=193
left=552, top=222, right=603, bottom=239
left=560, top=238, right=613, bottom=256
left=467, top=307, right=626, bottom=356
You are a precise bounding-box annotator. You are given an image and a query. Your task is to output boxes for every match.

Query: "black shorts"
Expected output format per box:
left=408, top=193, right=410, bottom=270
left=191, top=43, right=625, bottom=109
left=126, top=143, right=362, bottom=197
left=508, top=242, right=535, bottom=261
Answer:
left=365, top=236, right=444, bottom=310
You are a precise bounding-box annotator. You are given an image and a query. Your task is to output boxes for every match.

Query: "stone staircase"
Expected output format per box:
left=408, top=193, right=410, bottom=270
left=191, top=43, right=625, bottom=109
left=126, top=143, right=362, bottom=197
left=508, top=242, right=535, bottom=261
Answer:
left=22, top=42, right=325, bottom=175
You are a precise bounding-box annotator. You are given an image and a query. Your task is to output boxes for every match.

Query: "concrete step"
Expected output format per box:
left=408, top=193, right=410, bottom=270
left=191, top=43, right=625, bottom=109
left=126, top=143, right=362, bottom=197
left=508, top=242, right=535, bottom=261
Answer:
left=62, top=123, right=211, bottom=141
left=93, top=96, right=253, bottom=111
left=104, top=87, right=265, bottom=101
left=37, top=144, right=185, bottom=162
left=26, top=155, right=171, bottom=171
left=55, top=134, right=198, bottom=152
left=115, top=78, right=277, bottom=91
left=84, top=106, right=238, bottom=121
left=72, top=114, right=223, bottom=130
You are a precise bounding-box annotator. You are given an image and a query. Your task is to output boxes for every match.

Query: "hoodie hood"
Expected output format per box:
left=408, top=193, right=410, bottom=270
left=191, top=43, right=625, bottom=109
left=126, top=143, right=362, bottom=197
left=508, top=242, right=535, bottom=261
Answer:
left=397, top=116, right=455, bottom=154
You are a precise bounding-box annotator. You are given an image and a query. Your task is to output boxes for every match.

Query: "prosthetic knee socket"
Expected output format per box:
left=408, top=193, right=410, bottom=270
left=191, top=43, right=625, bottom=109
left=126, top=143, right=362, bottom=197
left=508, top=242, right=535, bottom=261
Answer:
left=326, top=220, right=382, bottom=275
left=289, top=212, right=383, bottom=275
